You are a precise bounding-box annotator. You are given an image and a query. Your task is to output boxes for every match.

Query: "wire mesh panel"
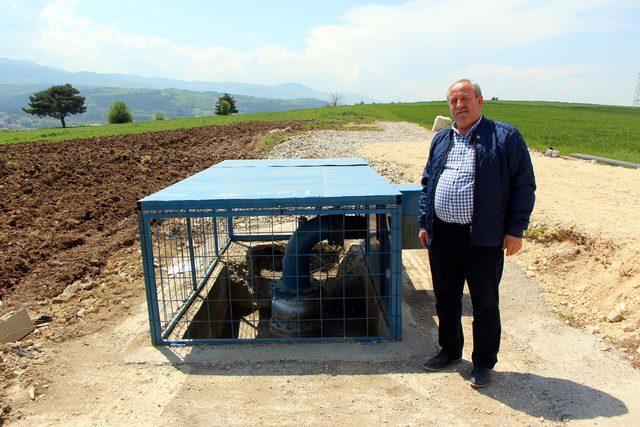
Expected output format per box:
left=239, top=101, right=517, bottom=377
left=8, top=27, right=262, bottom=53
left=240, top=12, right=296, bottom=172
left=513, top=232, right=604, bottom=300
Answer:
left=138, top=205, right=402, bottom=345
left=137, top=158, right=407, bottom=345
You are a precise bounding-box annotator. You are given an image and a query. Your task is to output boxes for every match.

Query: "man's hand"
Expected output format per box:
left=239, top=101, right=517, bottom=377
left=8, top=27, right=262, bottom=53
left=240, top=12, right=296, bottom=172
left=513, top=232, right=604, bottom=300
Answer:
left=419, top=229, right=429, bottom=249
left=503, top=234, right=522, bottom=256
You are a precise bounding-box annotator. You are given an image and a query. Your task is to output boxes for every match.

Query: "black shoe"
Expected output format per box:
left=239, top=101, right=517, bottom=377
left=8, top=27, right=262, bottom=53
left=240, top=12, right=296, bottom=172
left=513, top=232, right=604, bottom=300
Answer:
left=469, top=367, right=492, bottom=388
left=422, top=351, right=461, bottom=371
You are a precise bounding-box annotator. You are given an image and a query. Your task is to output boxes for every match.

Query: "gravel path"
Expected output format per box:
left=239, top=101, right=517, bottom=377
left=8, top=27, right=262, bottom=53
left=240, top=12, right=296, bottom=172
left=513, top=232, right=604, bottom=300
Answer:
left=268, top=121, right=432, bottom=184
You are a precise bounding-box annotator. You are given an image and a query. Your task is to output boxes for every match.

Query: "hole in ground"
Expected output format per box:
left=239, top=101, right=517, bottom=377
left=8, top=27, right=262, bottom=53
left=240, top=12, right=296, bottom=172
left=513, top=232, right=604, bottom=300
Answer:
left=182, top=242, right=388, bottom=340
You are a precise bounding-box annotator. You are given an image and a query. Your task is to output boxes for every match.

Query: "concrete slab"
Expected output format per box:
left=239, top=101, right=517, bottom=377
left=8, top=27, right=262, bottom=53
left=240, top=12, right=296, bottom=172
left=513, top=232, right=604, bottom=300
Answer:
left=122, top=249, right=436, bottom=366
left=0, top=307, right=34, bottom=343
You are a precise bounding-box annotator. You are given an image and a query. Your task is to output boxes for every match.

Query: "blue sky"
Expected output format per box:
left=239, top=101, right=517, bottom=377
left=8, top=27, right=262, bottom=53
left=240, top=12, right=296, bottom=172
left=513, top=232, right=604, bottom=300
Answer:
left=74, top=0, right=407, bottom=52
left=1, top=0, right=639, bottom=105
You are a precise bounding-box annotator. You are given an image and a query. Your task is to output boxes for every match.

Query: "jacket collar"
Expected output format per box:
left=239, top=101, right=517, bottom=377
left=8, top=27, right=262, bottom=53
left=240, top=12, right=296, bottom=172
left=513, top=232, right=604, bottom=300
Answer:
left=448, top=116, right=485, bottom=142
left=452, top=115, right=483, bottom=137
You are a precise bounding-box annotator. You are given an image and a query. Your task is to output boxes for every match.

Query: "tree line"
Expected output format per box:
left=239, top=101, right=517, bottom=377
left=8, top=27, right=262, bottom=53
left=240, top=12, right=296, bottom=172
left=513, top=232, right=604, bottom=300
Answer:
left=22, top=84, right=239, bottom=128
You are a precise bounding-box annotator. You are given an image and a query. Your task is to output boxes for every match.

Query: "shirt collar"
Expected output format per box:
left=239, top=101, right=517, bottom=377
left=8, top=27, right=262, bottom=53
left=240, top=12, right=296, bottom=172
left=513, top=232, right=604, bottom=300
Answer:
left=452, top=115, right=483, bottom=137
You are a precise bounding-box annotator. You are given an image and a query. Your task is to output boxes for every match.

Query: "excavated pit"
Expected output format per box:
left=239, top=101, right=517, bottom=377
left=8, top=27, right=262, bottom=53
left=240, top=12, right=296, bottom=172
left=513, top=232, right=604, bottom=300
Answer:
left=182, top=240, right=388, bottom=340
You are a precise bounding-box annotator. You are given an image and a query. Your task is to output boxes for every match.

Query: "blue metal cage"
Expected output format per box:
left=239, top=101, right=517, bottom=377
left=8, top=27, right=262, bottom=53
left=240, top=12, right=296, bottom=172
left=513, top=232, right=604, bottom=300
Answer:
left=137, top=158, right=418, bottom=345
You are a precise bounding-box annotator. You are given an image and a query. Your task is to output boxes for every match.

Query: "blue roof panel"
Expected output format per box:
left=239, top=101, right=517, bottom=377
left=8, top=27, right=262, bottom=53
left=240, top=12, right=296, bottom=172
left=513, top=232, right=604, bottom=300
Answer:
left=139, top=158, right=400, bottom=209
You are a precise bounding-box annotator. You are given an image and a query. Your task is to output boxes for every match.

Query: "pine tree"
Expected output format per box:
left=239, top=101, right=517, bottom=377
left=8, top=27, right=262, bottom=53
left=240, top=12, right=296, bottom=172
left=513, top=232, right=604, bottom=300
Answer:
left=22, top=84, right=86, bottom=128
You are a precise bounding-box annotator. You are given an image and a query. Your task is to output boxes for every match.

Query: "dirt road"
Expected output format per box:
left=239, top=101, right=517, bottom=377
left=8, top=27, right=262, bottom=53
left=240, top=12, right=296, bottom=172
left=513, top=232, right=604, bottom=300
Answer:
left=2, top=121, right=639, bottom=424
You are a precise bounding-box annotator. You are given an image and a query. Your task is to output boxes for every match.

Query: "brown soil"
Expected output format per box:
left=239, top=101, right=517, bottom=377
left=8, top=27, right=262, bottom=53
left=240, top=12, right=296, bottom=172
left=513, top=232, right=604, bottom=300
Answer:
left=0, top=121, right=302, bottom=311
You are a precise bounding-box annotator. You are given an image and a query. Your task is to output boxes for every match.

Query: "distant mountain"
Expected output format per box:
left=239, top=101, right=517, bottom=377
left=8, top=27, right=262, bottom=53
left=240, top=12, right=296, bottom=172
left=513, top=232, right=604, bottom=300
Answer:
left=0, top=84, right=329, bottom=128
left=0, top=58, right=375, bottom=105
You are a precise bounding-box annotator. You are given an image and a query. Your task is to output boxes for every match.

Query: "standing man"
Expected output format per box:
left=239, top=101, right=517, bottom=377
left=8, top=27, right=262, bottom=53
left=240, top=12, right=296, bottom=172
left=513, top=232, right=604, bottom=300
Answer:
left=418, top=79, right=536, bottom=388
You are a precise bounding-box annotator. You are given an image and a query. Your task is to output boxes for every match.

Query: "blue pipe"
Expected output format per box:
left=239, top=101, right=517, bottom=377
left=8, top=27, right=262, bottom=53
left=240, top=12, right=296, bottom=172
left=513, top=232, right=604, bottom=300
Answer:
left=270, top=214, right=368, bottom=337
left=279, top=215, right=367, bottom=295
left=281, top=216, right=335, bottom=295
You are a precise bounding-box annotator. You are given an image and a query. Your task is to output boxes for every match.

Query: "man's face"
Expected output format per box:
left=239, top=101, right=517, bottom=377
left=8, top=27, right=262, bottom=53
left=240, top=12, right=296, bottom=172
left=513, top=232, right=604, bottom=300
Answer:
left=447, top=82, right=483, bottom=130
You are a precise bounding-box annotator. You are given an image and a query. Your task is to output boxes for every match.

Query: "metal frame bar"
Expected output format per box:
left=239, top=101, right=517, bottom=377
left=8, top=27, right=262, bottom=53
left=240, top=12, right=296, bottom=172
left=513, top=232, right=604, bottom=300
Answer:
left=227, top=211, right=234, bottom=240
left=138, top=210, right=162, bottom=345
left=212, top=217, right=219, bottom=256
left=390, top=203, right=403, bottom=340
left=142, top=207, right=393, bottom=220
left=139, top=195, right=399, bottom=212
left=161, top=336, right=391, bottom=346
left=231, top=233, right=292, bottom=242
left=185, top=218, right=198, bottom=292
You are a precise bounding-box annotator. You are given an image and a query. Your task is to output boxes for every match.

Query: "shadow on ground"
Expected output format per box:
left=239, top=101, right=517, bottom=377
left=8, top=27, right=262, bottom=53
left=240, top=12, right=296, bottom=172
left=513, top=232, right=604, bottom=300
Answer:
left=436, top=357, right=629, bottom=422
left=479, top=370, right=628, bottom=421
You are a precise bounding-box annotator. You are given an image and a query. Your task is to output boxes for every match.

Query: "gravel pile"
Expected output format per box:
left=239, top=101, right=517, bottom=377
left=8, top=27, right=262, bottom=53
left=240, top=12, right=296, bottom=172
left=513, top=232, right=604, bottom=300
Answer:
left=267, top=121, right=432, bottom=184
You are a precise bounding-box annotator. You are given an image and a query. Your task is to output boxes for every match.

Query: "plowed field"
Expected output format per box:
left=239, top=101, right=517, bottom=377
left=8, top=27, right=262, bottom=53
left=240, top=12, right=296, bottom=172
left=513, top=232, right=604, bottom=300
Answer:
left=0, top=121, right=301, bottom=311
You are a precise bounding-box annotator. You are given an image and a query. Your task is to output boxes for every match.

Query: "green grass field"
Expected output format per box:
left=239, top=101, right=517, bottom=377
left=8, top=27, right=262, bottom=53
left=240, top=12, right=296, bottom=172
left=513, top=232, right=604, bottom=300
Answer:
left=2, top=101, right=639, bottom=163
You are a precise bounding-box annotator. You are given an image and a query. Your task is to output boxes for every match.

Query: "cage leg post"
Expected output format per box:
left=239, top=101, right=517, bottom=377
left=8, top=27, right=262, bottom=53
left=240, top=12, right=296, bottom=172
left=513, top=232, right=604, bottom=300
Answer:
left=138, top=210, right=162, bottom=345
left=390, top=204, right=403, bottom=340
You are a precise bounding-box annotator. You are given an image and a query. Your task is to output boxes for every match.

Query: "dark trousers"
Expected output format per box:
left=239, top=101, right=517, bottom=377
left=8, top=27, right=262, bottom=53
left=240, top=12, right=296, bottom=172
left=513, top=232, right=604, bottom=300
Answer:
left=428, top=218, right=504, bottom=369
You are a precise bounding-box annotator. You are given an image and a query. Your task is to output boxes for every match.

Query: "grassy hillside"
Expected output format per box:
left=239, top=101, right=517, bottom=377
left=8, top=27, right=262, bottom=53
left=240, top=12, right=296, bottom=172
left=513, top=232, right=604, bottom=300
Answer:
left=1, top=101, right=639, bottom=163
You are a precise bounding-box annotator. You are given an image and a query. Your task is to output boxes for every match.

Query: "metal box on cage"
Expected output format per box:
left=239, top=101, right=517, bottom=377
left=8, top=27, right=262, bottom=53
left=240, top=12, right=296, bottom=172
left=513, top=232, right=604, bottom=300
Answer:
left=137, top=158, right=420, bottom=345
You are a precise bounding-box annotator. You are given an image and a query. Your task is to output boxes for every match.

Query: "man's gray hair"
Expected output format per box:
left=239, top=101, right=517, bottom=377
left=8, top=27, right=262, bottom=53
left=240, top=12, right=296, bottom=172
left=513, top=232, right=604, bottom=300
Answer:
left=447, top=79, right=482, bottom=99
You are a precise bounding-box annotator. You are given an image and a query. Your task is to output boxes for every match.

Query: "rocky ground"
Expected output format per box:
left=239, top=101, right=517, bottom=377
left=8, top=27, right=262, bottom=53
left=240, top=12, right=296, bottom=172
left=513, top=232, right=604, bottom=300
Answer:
left=1, top=120, right=639, bottom=424
left=268, top=121, right=416, bottom=183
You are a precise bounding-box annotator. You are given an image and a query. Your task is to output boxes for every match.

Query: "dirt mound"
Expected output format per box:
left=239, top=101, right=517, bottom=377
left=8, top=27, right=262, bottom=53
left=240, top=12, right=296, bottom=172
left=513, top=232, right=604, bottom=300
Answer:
left=0, top=121, right=302, bottom=313
left=517, top=223, right=640, bottom=367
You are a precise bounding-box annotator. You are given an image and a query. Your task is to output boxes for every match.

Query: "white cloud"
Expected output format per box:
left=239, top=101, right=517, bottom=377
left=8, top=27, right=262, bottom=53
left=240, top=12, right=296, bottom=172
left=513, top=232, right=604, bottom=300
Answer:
left=20, top=0, right=634, bottom=103
left=454, top=63, right=606, bottom=101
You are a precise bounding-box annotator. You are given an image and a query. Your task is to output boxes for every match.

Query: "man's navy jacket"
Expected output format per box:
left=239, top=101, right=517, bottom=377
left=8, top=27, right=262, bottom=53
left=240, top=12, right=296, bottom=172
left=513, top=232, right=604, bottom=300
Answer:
left=418, top=116, right=536, bottom=247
